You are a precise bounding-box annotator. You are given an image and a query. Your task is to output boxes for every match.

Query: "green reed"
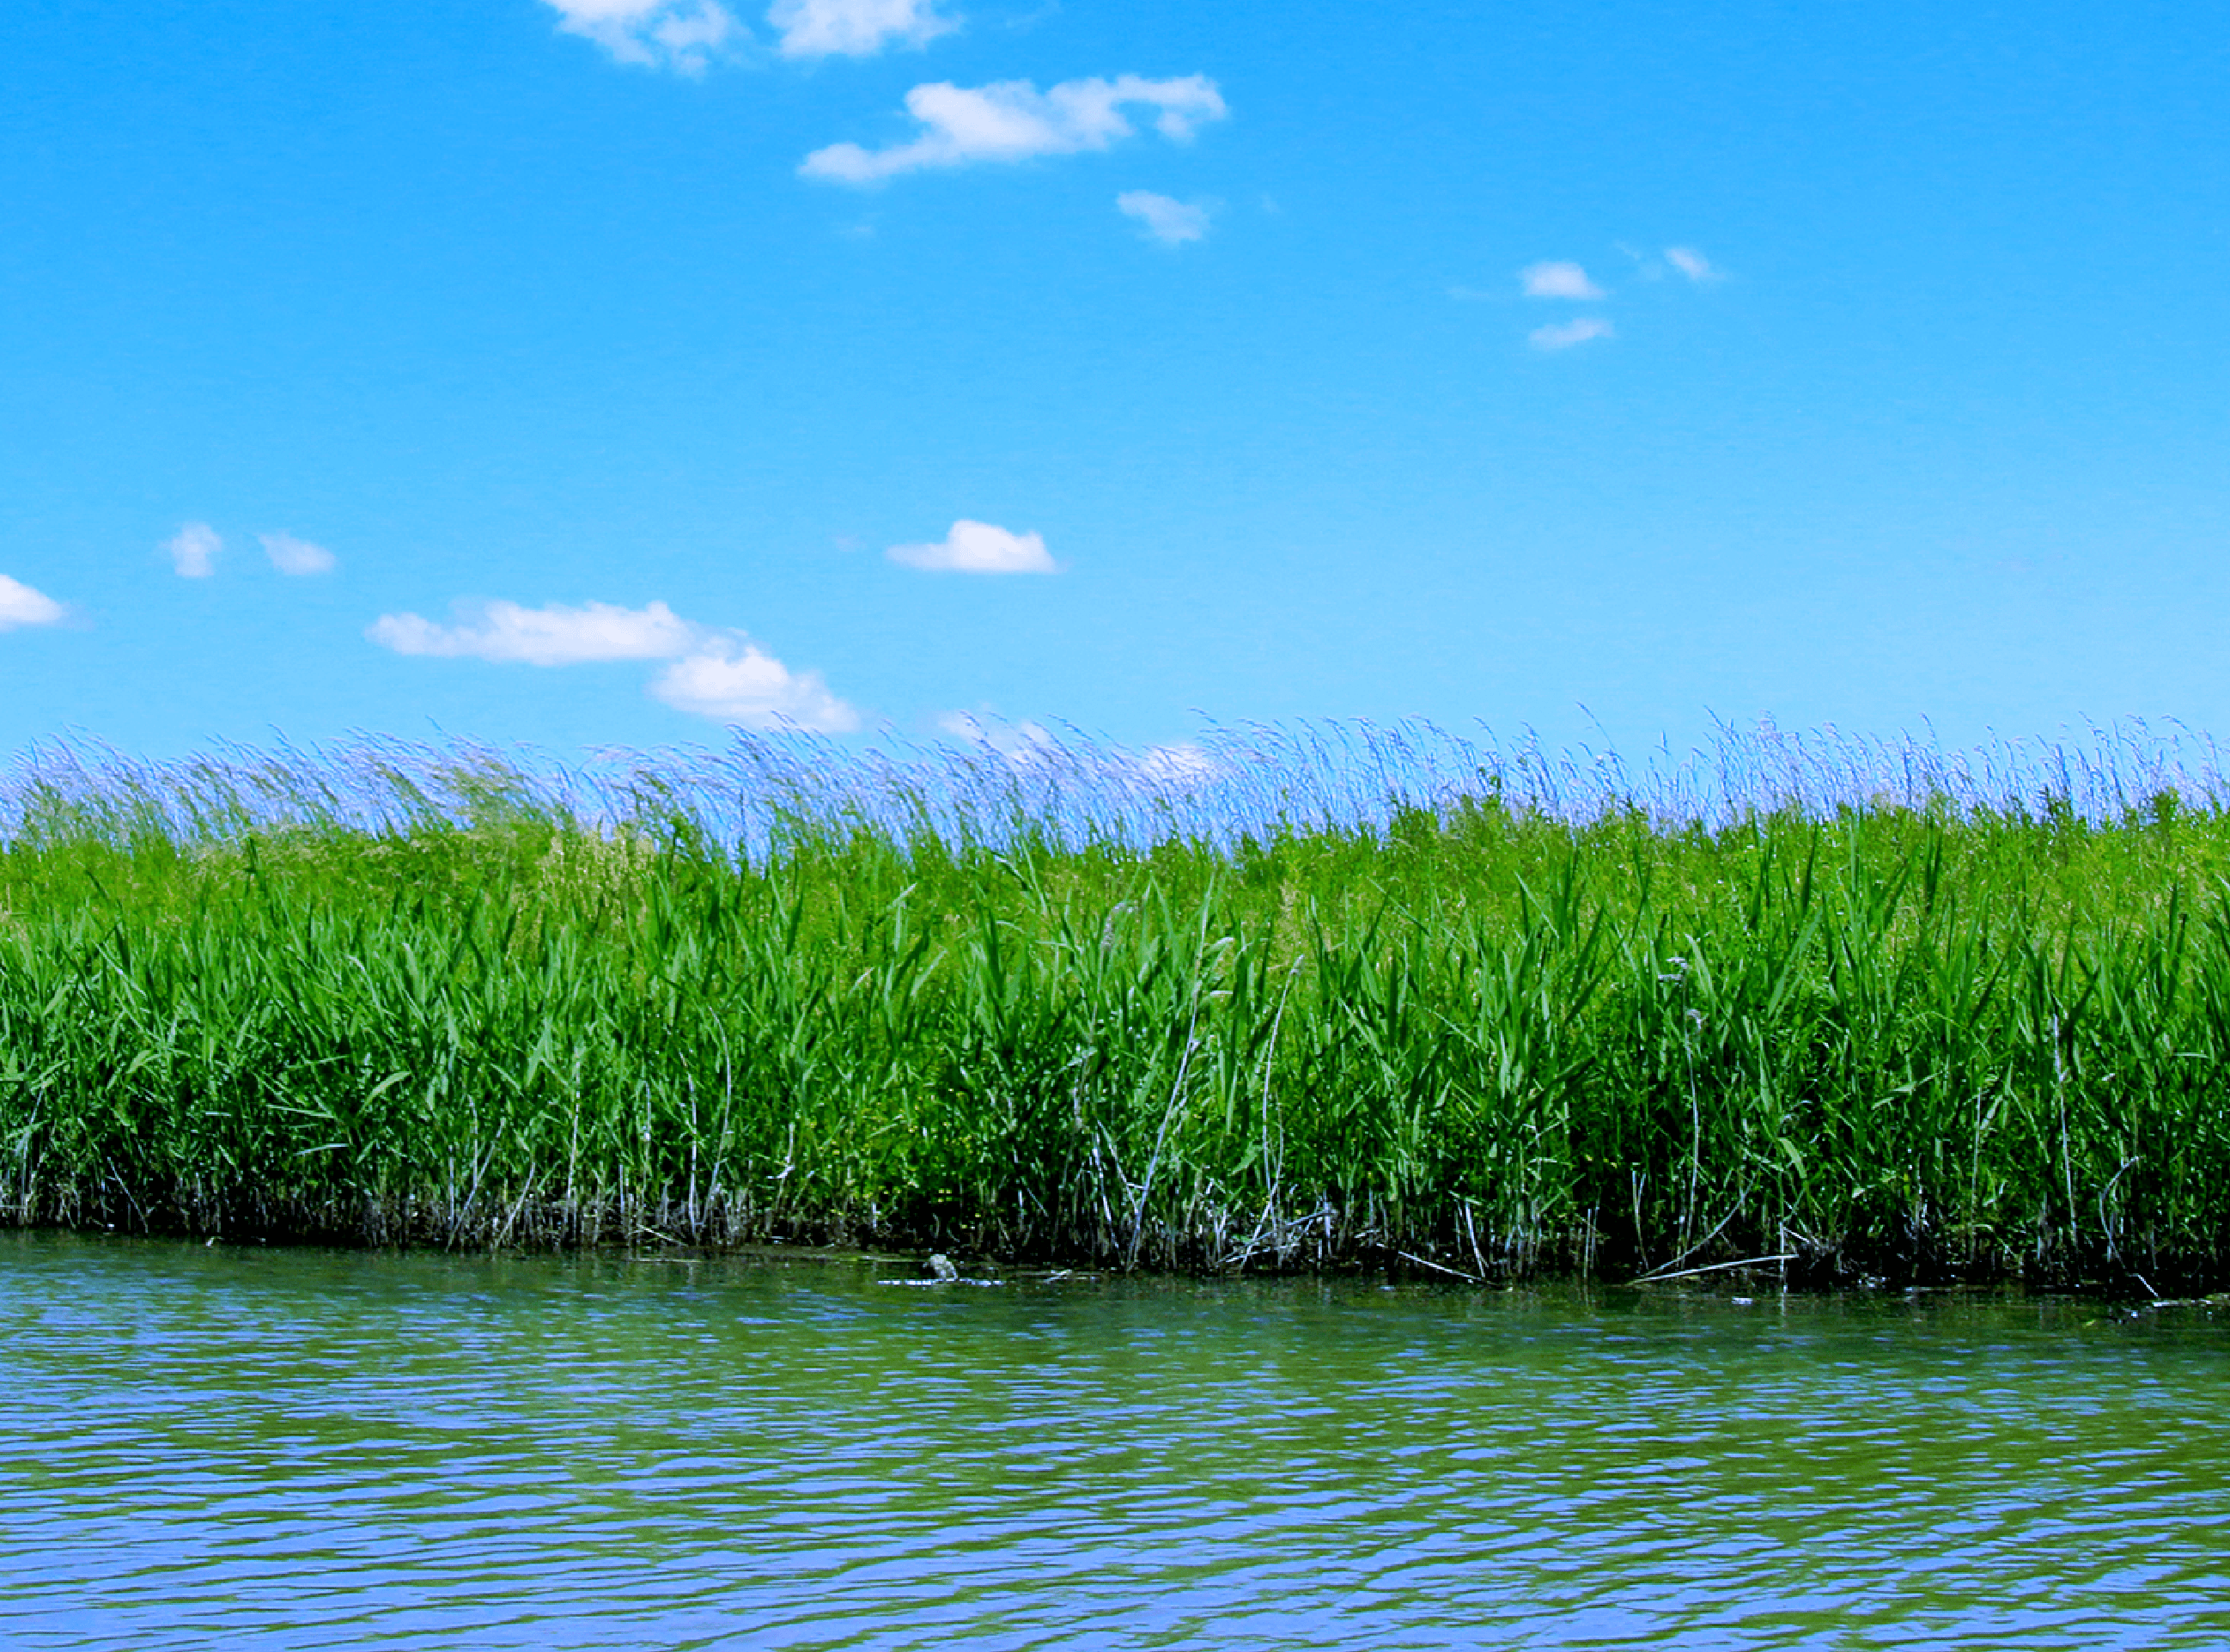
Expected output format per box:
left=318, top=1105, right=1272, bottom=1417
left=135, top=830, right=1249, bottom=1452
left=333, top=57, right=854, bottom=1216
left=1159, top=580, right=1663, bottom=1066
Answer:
left=7, top=735, right=2230, bottom=1286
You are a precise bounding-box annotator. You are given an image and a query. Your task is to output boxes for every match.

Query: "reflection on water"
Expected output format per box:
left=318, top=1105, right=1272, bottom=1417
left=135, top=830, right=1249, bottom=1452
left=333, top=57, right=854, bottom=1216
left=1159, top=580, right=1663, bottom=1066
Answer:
left=3, top=1233, right=2227, bottom=1649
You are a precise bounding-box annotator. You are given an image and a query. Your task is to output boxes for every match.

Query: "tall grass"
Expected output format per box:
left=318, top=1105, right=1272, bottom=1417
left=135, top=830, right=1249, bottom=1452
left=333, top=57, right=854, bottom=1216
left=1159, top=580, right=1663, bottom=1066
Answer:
left=6, top=719, right=2230, bottom=1286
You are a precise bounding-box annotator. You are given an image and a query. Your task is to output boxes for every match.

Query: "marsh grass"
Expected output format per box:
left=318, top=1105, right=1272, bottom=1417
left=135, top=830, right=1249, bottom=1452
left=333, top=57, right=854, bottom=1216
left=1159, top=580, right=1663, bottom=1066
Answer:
left=7, top=719, right=2230, bottom=1286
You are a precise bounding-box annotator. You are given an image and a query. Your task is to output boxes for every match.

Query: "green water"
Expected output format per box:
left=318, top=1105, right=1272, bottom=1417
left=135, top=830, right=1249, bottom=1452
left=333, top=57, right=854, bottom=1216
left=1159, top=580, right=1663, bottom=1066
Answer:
left=3, top=1234, right=2226, bottom=1649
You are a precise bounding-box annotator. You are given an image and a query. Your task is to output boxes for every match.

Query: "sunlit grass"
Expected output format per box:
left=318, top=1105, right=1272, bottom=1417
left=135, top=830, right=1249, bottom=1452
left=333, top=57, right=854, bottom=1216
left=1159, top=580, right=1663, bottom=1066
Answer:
left=5, top=719, right=2230, bottom=1286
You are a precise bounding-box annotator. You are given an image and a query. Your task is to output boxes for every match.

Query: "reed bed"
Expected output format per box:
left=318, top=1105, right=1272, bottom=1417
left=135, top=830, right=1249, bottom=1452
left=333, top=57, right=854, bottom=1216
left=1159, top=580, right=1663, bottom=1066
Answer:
left=6, top=719, right=2230, bottom=1287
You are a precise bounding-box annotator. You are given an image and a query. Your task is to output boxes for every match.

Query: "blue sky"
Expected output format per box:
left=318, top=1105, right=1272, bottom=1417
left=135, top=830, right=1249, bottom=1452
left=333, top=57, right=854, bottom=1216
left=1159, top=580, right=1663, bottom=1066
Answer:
left=3, top=0, right=2227, bottom=761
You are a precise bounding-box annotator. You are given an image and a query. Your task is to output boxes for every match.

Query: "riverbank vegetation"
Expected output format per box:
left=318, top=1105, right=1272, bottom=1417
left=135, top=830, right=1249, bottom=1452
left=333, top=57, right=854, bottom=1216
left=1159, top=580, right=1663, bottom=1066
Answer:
left=7, top=721, right=2230, bottom=1288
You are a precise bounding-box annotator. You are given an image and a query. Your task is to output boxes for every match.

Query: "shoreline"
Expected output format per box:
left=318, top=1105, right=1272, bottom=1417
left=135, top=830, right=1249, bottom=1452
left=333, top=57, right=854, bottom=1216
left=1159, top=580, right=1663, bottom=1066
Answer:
left=13, top=1226, right=2230, bottom=1309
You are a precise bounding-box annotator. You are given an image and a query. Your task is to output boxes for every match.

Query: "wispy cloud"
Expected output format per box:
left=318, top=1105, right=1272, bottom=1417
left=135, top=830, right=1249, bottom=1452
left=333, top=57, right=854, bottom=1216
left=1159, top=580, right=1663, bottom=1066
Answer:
left=941, top=712, right=1221, bottom=789
left=1665, top=245, right=1722, bottom=283
left=1137, top=741, right=1219, bottom=785
left=366, top=597, right=857, bottom=729
left=260, top=532, right=337, bottom=576
left=1520, top=260, right=1605, bottom=300
left=367, top=599, right=698, bottom=665
left=1117, top=189, right=1210, bottom=245
left=769, top=0, right=953, bottom=58
left=801, top=74, right=1227, bottom=184
left=542, top=0, right=741, bottom=74
left=938, top=709, right=1016, bottom=741
left=166, top=522, right=221, bottom=579
left=936, top=711, right=1065, bottom=765
left=0, top=575, right=67, bottom=632
left=888, top=520, right=1057, bottom=574
left=1528, top=316, right=1613, bottom=351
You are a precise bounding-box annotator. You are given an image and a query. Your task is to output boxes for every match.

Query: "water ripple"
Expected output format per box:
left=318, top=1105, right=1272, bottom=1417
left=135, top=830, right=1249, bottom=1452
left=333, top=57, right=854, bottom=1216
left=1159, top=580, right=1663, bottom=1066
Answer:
left=3, top=1236, right=2228, bottom=1649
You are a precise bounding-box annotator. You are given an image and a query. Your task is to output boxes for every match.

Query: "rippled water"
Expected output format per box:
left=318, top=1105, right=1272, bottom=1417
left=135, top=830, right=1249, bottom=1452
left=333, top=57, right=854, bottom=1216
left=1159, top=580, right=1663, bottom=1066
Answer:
left=3, top=1234, right=2227, bottom=1649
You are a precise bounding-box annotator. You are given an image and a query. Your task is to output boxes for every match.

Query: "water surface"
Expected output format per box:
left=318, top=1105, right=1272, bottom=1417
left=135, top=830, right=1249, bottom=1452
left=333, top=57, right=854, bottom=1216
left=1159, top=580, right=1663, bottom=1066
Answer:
left=3, top=1234, right=2226, bottom=1648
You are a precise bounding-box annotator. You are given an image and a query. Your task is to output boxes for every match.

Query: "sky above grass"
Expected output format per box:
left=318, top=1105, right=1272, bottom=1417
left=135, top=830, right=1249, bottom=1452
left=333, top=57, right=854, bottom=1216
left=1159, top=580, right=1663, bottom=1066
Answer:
left=3, top=0, right=2227, bottom=762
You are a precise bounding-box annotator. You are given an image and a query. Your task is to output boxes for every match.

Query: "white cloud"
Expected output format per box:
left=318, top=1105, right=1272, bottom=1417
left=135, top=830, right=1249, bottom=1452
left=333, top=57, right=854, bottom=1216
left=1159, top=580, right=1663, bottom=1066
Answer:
left=938, top=709, right=1052, bottom=746
left=888, top=519, right=1057, bottom=574
left=938, top=709, right=996, bottom=741
left=367, top=599, right=699, bottom=665
left=542, top=0, right=740, bottom=73
left=260, top=532, right=337, bottom=576
left=940, top=715, right=1221, bottom=789
left=1666, top=246, right=1721, bottom=282
left=801, top=74, right=1227, bottom=185
left=165, top=522, right=221, bottom=578
left=938, top=712, right=1063, bottom=769
left=769, top=0, right=953, bottom=58
left=1528, top=316, right=1613, bottom=351
left=1117, top=190, right=1210, bottom=246
left=1138, top=742, right=1219, bottom=785
left=368, top=597, right=858, bottom=729
left=0, top=575, right=67, bottom=632
left=650, top=639, right=860, bottom=730
left=1520, top=260, right=1605, bottom=300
